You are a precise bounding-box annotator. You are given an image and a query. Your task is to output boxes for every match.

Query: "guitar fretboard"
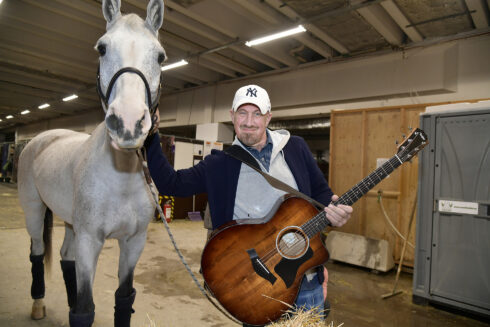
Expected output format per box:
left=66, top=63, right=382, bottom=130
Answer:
left=302, top=154, right=404, bottom=238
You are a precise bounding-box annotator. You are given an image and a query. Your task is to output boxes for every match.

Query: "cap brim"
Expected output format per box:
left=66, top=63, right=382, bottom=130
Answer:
left=233, top=98, right=269, bottom=115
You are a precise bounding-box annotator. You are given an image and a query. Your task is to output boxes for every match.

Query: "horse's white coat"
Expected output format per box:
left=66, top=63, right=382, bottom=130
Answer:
left=17, top=0, right=165, bottom=321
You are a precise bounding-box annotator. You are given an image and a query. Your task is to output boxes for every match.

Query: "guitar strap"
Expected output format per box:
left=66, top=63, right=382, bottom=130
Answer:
left=224, top=145, right=327, bottom=211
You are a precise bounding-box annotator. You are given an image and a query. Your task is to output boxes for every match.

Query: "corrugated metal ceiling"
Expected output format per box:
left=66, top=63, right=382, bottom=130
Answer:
left=0, top=0, right=489, bottom=131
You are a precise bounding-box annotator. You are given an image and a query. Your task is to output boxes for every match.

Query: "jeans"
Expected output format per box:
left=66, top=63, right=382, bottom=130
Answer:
left=294, top=274, right=325, bottom=318
left=242, top=274, right=325, bottom=327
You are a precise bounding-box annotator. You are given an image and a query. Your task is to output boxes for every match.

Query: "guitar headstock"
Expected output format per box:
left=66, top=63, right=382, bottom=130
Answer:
left=397, top=128, right=428, bottom=162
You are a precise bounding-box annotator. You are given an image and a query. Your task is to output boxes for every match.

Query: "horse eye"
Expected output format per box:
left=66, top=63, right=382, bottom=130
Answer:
left=157, top=52, right=166, bottom=64
left=97, top=44, right=106, bottom=56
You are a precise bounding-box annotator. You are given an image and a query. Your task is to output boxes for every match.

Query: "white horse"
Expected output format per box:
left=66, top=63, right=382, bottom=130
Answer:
left=17, top=1, right=166, bottom=326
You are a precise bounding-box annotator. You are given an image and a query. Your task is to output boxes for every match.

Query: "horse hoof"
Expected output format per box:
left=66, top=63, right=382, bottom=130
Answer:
left=31, top=299, right=46, bottom=320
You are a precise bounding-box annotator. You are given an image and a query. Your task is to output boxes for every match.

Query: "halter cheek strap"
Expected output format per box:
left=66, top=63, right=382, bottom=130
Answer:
left=96, top=65, right=163, bottom=115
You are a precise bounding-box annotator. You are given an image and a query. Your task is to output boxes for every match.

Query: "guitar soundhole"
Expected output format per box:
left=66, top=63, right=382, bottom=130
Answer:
left=276, top=227, right=309, bottom=259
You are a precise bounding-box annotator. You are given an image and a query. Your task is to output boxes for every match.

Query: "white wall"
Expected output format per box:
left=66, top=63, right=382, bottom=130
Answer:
left=14, top=34, right=490, bottom=140
left=161, top=34, right=489, bottom=125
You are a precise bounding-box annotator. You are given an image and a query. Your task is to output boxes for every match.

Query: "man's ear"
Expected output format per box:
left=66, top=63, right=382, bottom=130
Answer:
left=230, top=109, right=235, bottom=123
left=265, top=112, right=272, bottom=126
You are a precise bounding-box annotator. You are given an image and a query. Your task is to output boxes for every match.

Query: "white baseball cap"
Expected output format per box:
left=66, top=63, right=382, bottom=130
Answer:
left=232, top=85, right=271, bottom=115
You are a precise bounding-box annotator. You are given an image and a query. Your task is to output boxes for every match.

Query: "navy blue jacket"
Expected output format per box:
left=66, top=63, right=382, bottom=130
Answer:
left=145, top=133, right=333, bottom=229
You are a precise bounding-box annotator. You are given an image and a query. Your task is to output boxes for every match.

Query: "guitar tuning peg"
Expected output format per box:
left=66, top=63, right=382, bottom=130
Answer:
left=402, top=134, right=406, bottom=139
left=395, top=140, right=399, bottom=145
left=408, top=126, right=413, bottom=131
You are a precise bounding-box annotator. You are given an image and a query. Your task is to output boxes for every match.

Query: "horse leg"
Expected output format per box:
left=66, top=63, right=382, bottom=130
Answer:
left=114, top=231, right=147, bottom=327
left=60, top=223, right=77, bottom=309
left=69, top=232, right=104, bottom=327
left=25, top=204, right=53, bottom=320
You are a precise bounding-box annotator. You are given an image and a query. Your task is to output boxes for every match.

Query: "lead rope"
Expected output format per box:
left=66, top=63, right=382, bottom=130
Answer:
left=136, top=148, right=241, bottom=325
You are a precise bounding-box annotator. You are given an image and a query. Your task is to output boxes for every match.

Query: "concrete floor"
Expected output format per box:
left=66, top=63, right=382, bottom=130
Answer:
left=1, top=182, right=487, bottom=327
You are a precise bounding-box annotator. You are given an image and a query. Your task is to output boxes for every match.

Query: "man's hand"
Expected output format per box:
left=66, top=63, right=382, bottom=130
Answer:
left=324, top=195, right=353, bottom=227
left=148, top=109, right=160, bottom=136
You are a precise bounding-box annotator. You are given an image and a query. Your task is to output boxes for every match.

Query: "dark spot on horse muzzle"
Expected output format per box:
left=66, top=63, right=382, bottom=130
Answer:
left=133, top=114, right=145, bottom=139
left=106, top=114, right=124, bottom=136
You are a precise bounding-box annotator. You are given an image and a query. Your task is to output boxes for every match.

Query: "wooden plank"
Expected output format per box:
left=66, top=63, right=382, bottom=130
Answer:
left=360, top=111, right=367, bottom=236
left=329, top=111, right=364, bottom=236
left=329, top=103, right=441, bottom=267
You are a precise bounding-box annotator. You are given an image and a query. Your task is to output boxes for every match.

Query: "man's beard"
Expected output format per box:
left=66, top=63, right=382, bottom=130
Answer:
left=239, top=131, right=261, bottom=147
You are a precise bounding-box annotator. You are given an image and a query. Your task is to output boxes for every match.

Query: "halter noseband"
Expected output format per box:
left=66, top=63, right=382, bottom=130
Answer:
left=96, top=65, right=163, bottom=115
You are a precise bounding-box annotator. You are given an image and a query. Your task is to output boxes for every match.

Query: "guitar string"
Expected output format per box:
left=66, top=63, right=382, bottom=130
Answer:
left=264, top=135, right=422, bottom=270
left=255, top=137, right=419, bottom=264
left=259, top=158, right=392, bottom=264
left=256, top=151, right=408, bottom=265
left=259, top=159, right=391, bottom=263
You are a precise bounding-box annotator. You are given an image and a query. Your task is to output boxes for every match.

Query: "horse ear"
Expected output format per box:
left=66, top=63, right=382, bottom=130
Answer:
left=102, top=0, right=121, bottom=26
left=145, top=0, right=165, bottom=34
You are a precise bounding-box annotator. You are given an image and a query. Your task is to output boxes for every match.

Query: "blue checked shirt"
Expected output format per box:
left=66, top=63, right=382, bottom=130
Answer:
left=242, top=130, right=273, bottom=171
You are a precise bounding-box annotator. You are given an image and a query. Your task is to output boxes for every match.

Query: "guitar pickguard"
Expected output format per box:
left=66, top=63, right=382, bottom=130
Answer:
left=274, top=247, right=313, bottom=288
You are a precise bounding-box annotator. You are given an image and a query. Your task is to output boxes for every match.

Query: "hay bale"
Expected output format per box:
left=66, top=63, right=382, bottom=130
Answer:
left=142, top=309, right=344, bottom=327
left=269, top=307, right=343, bottom=327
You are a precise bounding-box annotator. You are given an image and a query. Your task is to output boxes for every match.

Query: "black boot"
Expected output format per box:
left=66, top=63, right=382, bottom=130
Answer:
left=114, top=288, right=136, bottom=327
left=61, top=260, right=77, bottom=308
left=69, top=310, right=95, bottom=327
left=30, top=254, right=45, bottom=299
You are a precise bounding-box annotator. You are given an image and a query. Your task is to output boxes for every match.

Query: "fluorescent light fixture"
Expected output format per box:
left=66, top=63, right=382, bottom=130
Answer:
left=245, top=25, right=306, bottom=47
left=0, top=119, right=2, bottom=122
left=0, top=0, right=3, bottom=5
left=63, top=94, right=78, bottom=102
left=21, top=110, right=30, bottom=115
left=6, top=115, right=13, bottom=119
left=38, top=103, right=50, bottom=109
left=161, top=59, right=188, bottom=71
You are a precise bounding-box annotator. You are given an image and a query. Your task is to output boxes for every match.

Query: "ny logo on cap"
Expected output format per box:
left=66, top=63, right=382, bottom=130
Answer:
left=246, top=87, right=258, bottom=97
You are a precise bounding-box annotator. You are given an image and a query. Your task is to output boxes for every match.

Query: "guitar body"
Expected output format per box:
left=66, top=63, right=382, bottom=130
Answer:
left=201, top=196, right=329, bottom=326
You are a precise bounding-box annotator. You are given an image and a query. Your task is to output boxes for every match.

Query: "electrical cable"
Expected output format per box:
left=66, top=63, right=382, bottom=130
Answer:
left=377, top=190, right=415, bottom=249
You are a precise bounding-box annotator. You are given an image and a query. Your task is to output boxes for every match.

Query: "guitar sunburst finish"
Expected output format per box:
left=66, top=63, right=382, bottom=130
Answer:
left=201, top=197, right=328, bottom=326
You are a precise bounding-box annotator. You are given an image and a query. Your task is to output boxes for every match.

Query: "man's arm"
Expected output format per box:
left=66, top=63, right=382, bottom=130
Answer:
left=144, top=132, right=207, bottom=197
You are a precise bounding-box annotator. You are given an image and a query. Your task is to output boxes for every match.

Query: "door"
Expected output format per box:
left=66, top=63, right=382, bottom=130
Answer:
left=431, top=112, right=490, bottom=310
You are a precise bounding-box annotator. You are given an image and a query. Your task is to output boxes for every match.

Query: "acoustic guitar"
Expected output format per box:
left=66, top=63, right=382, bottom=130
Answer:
left=201, top=128, right=428, bottom=326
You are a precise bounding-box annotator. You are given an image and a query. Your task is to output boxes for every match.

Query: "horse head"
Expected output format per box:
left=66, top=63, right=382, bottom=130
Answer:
left=96, top=0, right=166, bottom=150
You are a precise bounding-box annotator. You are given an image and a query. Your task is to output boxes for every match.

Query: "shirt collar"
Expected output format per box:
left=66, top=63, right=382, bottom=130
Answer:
left=241, top=129, right=273, bottom=154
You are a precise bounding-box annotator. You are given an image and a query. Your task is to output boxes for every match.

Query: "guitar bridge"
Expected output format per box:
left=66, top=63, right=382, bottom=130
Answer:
left=246, top=249, right=277, bottom=285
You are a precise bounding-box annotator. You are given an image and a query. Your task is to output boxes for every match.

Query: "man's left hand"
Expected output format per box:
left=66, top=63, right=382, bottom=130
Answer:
left=324, top=195, right=353, bottom=227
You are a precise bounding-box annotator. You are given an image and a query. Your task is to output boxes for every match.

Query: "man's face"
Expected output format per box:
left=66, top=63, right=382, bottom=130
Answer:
left=230, top=104, right=272, bottom=149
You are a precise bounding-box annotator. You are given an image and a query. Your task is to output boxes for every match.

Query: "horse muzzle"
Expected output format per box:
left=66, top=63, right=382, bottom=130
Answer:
left=105, top=112, right=148, bottom=150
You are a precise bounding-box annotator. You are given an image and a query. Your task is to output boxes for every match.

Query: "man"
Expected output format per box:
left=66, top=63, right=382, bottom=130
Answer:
left=145, top=84, right=353, bottom=325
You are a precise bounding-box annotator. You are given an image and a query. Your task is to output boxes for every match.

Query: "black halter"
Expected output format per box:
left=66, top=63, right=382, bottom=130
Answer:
left=96, top=65, right=163, bottom=115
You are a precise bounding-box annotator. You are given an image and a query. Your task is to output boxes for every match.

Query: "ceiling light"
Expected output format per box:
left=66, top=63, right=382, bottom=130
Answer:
left=161, top=59, right=188, bottom=71
left=63, top=94, right=78, bottom=101
left=38, top=103, right=50, bottom=109
left=6, top=115, right=13, bottom=119
left=0, top=119, right=3, bottom=122
left=245, top=25, right=306, bottom=47
left=21, top=110, right=30, bottom=115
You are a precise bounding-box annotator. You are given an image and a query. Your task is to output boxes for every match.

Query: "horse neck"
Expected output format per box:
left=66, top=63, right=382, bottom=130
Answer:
left=91, top=122, right=141, bottom=173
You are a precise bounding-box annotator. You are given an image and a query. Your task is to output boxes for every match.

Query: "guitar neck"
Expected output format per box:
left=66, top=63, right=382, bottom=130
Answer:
left=303, top=153, right=404, bottom=238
